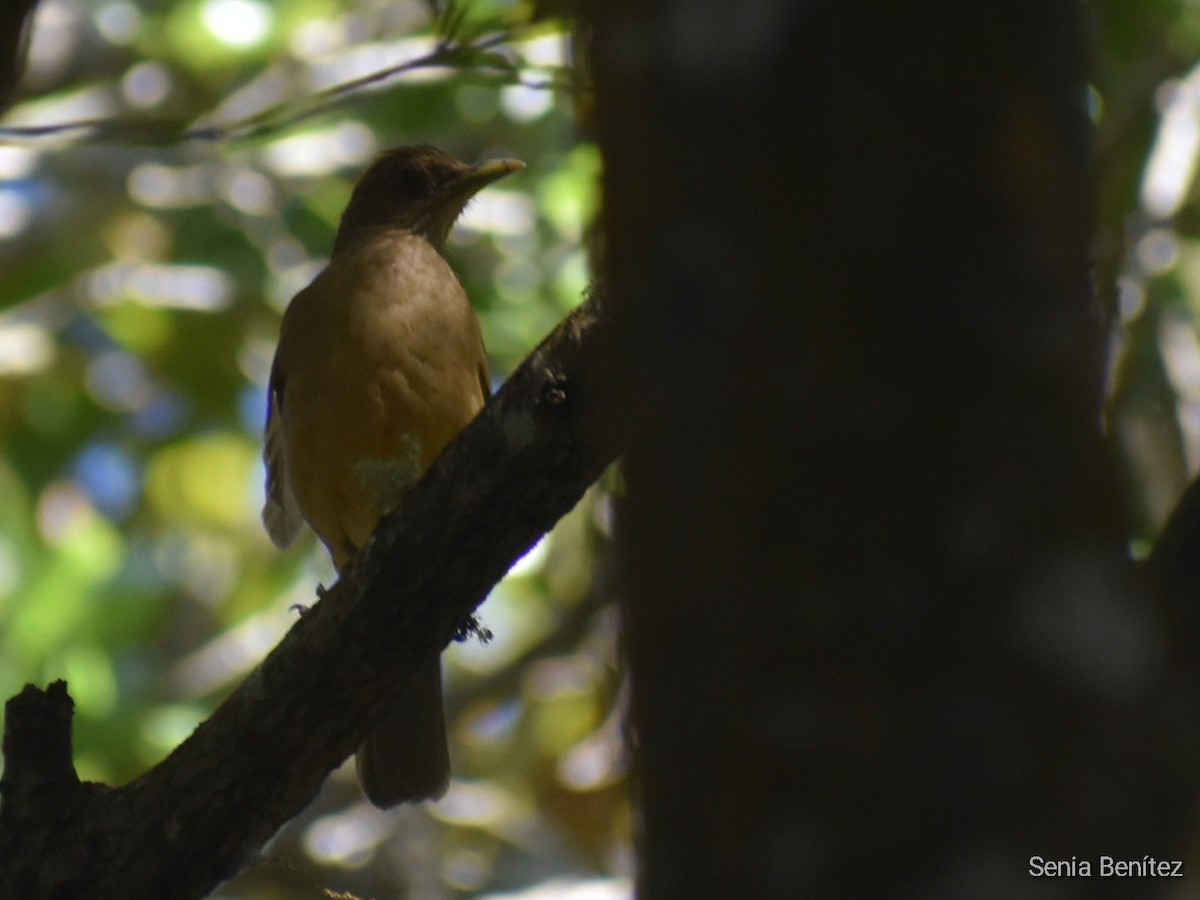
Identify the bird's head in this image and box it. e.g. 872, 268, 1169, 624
333, 144, 523, 254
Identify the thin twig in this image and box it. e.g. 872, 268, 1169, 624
0, 30, 577, 147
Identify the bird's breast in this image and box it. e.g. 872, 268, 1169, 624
274, 230, 487, 556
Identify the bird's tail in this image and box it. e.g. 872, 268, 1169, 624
356, 657, 451, 807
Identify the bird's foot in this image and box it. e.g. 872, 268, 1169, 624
453, 614, 493, 644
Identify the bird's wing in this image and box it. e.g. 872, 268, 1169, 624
262, 357, 304, 548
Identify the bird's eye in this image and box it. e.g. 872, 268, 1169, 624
395, 168, 432, 196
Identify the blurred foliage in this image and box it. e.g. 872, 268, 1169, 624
1093, 0, 1200, 549
0, 0, 623, 897
10, 0, 1200, 896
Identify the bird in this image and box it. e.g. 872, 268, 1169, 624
261, 144, 523, 806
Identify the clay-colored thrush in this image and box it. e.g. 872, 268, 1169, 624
262, 145, 522, 806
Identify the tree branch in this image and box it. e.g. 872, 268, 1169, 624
0, 287, 616, 900
0, 30, 573, 146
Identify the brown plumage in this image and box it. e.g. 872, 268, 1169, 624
263, 145, 522, 806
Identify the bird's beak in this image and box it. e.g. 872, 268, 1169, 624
445, 158, 525, 198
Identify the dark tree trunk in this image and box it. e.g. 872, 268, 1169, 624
594, 2, 1199, 896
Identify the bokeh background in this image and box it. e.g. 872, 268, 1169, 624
8, 0, 1200, 897
1099, 1, 1200, 547
0, 1, 625, 897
